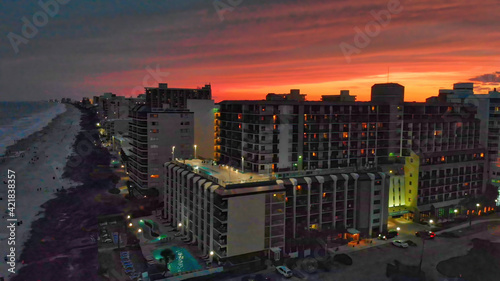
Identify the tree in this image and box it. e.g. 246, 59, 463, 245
160, 248, 176, 276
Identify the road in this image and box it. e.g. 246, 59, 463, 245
225, 217, 500, 281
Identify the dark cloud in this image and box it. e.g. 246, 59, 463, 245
0, 0, 500, 101
469, 72, 500, 85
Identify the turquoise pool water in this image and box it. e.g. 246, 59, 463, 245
152, 246, 202, 274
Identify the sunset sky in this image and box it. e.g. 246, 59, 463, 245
1, 0, 500, 102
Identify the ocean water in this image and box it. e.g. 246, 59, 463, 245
0, 101, 67, 156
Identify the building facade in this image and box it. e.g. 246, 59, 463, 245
164, 160, 390, 263
217, 84, 487, 221
128, 105, 194, 196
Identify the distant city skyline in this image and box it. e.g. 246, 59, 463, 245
1, 0, 499, 102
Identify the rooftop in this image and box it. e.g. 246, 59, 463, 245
180, 159, 272, 187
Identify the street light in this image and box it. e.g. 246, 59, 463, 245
129, 223, 133, 227
241, 156, 244, 172
396, 227, 401, 231
210, 251, 214, 256
127, 215, 131, 219
178, 223, 182, 227
429, 220, 434, 224
172, 146, 176, 161
194, 145, 197, 159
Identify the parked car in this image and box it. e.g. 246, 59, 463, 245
415, 231, 435, 239
392, 240, 409, 248
378, 230, 398, 240
276, 266, 293, 278
103, 238, 113, 243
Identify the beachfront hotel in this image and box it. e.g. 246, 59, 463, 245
215, 83, 487, 222
127, 83, 214, 197
127, 105, 194, 197
163, 159, 390, 263
427, 84, 500, 206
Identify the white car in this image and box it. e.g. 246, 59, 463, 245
276, 265, 293, 278
392, 240, 409, 248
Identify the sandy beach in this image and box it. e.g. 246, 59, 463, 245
0, 104, 82, 279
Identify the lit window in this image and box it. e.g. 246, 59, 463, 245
312, 152, 317, 157
238, 114, 242, 119
297, 185, 302, 190
343, 132, 349, 139
150, 175, 159, 178
323, 192, 326, 198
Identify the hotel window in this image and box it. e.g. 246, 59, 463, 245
373, 209, 380, 214
150, 174, 159, 178
238, 114, 242, 119
374, 200, 381, 205
374, 190, 381, 195
343, 132, 349, 139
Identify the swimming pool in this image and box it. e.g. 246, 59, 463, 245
152, 246, 202, 274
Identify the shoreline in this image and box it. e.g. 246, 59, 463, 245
0, 104, 82, 279
9, 106, 130, 281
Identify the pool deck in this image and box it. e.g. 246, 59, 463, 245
132, 215, 217, 277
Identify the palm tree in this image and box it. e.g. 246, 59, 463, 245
160, 248, 176, 276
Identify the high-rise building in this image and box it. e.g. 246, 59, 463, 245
164, 159, 390, 264
431, 85, 500, 205
127, 83, 213, 196
146, 83, 211, 109
216, 84, 487, 221
128, 105, 194, 197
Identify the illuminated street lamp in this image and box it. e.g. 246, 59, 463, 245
194, 145, 197, 159
172, 146, 176, 161
178, 223, 182, 227
429, 219, 434, 224
396, 227, 401, 231
210, 251, 214, 256
138, 229, 142, 233
241, 156, 244, 172
129, 223, 133, 227
127, 215, 131, 219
